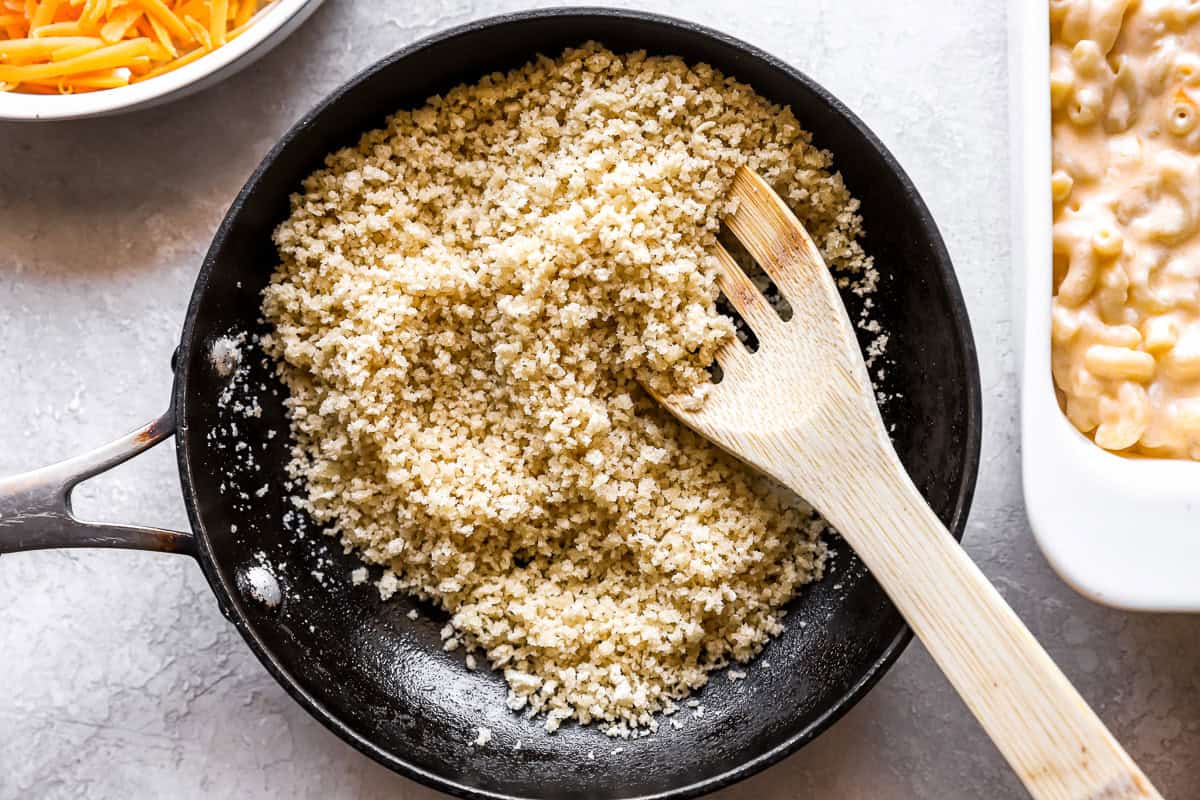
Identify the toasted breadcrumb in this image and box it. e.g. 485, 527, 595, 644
262, 44, 873, 734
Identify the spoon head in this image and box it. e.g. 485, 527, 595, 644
653, 167, 886, 477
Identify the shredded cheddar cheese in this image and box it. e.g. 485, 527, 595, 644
0, 0, 268, 93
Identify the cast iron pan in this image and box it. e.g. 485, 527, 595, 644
0, 9, 981, 799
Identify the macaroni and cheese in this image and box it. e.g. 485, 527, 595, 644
1050, 0, 1200, 460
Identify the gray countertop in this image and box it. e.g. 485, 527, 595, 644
2, 1, 1197, 798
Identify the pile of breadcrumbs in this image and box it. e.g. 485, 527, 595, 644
262, 43, 873, 736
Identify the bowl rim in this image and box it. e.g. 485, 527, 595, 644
0, 0, 319, 121
178, 7, 983, 799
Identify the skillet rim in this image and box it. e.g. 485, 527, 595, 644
173, 7, 983, 799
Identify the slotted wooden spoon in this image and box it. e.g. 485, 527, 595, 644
652, 167, 1162, 800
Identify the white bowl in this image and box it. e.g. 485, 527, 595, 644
0, 0, 323, 121
1011, 0, 1200, 612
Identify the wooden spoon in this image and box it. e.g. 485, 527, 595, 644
651, 166, 1162, 800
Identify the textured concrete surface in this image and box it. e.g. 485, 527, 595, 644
1, 1, 1197, 798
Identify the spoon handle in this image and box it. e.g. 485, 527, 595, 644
791, 439, 1161, 800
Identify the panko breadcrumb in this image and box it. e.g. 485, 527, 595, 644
262, 43, 873, 734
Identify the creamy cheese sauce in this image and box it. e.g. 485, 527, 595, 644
1051, 0, 1200, 459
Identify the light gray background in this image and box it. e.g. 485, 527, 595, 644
1, 1, 1197, 798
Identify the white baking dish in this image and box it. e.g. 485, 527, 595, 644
1011, 1, 1200, 612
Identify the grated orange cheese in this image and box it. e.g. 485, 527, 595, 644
0, 0, 267, 93
29, 0, 58, 29
99, 5, 141, 43
208, 0, 224, 45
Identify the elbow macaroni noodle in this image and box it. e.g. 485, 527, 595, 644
1050, 0, 1200, 460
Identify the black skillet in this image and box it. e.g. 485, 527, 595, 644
0, 9, 981, 799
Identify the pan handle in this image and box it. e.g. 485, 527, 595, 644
0, 413, 193, 556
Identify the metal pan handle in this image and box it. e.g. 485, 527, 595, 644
0, 413, 193, 555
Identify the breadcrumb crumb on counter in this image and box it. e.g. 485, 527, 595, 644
262, 43, 873, 734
